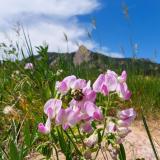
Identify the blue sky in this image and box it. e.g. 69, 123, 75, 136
79, 0, 160, 62
0, 0, 160, 63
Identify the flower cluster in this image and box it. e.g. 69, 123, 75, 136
38, 70, 136, 159
106, 108, 136, 159
38, 75, 103, 133
93, 70, 131, 100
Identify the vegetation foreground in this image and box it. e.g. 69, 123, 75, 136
0, 45, 160, 160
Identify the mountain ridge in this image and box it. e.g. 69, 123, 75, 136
34, 45, 160, 76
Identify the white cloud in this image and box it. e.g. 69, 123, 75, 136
0, 0, 123, 60
0, 0, 100, 19
97, 47, 124, 58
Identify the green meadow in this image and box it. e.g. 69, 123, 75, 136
0, 44, 160, 159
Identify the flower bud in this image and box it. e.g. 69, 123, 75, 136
80, 121, 93, 133
117, 127, 131, 138
83, 150, 92, 159
84, 133, 98, 147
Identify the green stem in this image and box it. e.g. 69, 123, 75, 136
52, 144, 59, 160
94, 94, 110, 160
49, 133, 59, 160
141, 108, 159, 160
1, 147, 9, 160
76, 125, 86, 149
64, 130, 82, 156
69, 127, 78, 143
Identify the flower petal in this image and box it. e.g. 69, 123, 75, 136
38, 117, 51, 134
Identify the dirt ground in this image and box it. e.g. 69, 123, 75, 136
27, 120, 160, 160
124, 120, 160, 160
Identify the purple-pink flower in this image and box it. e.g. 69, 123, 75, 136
84, 101, 103, 121
71, 78, 87, 90
24, 63, 34, 70
38, 98, 62, 134
44, 99, 62, 119
38, 117, 51, 134
93, 70, 118, 95
38, 71, 136, 151
93, 70, 131, 100
93, 74, 109, 96
80, 120, 93, 133
106, 108, 136, 144
56, 108, 79, 130
117, 108, 136, 127
116, 82, 131, 100
56, 75, 77, 94
108, 122, 117, 133
105, 70, 118, 92
118, 70, 127, 83
69, 80, 97, 117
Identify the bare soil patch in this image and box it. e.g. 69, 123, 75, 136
27, 120, 160, 160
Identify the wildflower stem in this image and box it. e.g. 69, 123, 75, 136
141, 107, 159, 160
69, 127, 78, 143
93, 118, 107, 160
64, 130, 82, 156
49, 133, 59, 160
76, 125, 86, 149
0, 147, 9, 159
94, 93, 110, 160
15, 113, 27, 144
52, 144, 59, 160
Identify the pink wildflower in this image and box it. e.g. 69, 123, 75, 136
93, 74, 109, 96
56, 108, 80, 130
107, 121, 117, 133
38, 98, 62, 134
71, 78, 87, 90
44, 99, 62, 119
38, 117, 51, 134
69, 80, 96, 115
117, 108, 136, 127
56, 75, 77, 94
105, 70, 118, 92
93, 70, 118, 95
116, 82, 131, 100
93, 70, 132, 100
117, 70, 127, 83
24, 63, 34, 70
84, 101, 103, 121
80, 120, 93, 133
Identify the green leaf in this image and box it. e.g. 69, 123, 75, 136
64, 130, 82, 156
23, 121, 31, 147
97, 128, 102, 144
57, 128, 67, 154
51, 129, 58, 144
118, 144, 126, 160
41, 144, 52, 159
9, 141, 19, 160
19, 144, 28, 160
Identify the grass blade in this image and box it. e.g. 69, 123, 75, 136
119, 144, 126, 160
141, 108, 159, 160
9, 141, 20, 160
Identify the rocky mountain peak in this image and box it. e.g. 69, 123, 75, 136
73, 45, 91, 65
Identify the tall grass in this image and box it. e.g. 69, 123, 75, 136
0, 29, 160, 159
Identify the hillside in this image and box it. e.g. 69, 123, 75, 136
45, 45, 160, 76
